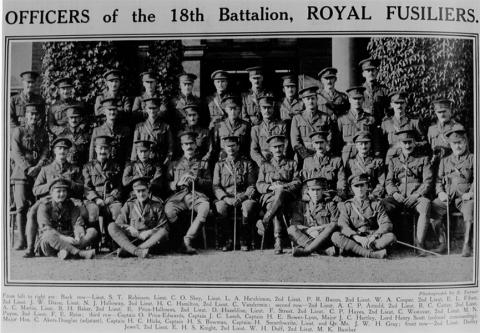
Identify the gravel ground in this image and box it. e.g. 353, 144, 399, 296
7, 246, 474, 284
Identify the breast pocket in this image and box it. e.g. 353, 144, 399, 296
299, 125, 308, 138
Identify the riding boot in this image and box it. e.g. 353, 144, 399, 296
331, 232, 386, 259
273, 217, 283, 255
432, 223, 447, 254
14, 213, 27, 250
461, 220, 473, 257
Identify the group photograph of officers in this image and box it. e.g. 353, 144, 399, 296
9, 56, 475, 264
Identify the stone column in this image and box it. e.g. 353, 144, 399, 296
331, 38, 356, 92
182, 40, 205, 96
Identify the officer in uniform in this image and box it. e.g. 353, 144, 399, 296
109, 176, 169, 258
256, 135, 301, 254
287, 177, 339, 257
83, 136, 124, 248
123, 140, 163, 198
206, 70, 230, 131
165, 132, 211, 254
428, 98, 460, 163
90, 99, 132, 165
94, 69, 132, 119
36, 178, 97, 260
180, 104, 213, 162
359, 58, 389, 124
23, 137, 85, 257
57, 105, 92, 166
214, 95, 251, 160
317, 67, 349, 118
132, 71, 162, 114
11, 103, 49, 250
278, 74, 304, 123
169, 73, 202, 132
131, 97, 173, 165
381, 91, 427, 161
383, 129, 432, 253
250, 94, 288, 167
10, 71, 45, 128
301, 131, 346, 201
242, 66, 269, 126
213, 136, 257, 251
291, 85, 336, 162
48, 77, 76, 136
331, 174, 396, 259
337, 86, 381, 165
431, 124, 474, 256
345, 131, 385, 199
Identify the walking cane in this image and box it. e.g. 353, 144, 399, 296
98, 181, 109, 251
190, 176, 195, 227
281, 214, 295, 256
233, 166, 237, 252
444, 176, 451, 255
396, 240, 442, 257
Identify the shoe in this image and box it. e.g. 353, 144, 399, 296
240, 245, 249, 252
14, 242, 27, 251
323, 246, 337, 257
292, 246, 310, 257
274, 238, 283, 255
256, 220, 265, 236
117, 248, 131, 258
368, 249, 387, 259
23, 249, 35, 258
461, 243, 472, 257
134, 248, 149, 258
183, 237, 197, 255
78, 249, 96, 259
222, 239, 233, 252
57, 249, 69, 260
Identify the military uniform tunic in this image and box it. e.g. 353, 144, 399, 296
214, 119, 251, 159
241, 89, 267, 126
301, 154, 346, 196
180, 125, 213, 161
122, 160, 163, 190
427, 119, 460, 160
346, 155, 385, 198
213, 156, 256, 201
169, 93, 203, 131
362, 81, 389, 124
290, 199, 339, 228
57, 124, 91, 167
290, 110, 334, 157
83, 160, 123, 202
9, 92, 45, 128
381, 116, 427, 158
250, 119, 288, 167
131, 119, 173, 163
33, 161, 84, 199
89, 122, 132, 164
279, 97, 304, 121
94, 92, 131, 116
115, 197, 168, 232
47, 99, 73, 135
206, 92, 227, 130
317, 89, 349, 117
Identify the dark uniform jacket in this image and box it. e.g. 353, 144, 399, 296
90, 122, 132, 164
362, 81, 389, 124
169, 93, 202, 131
94, 92, 131, 116
37, 199, 84, 236
83, 160, 123, 202
122, 160, 163, 188
302, 154, 346, 195
338, 197, 393, 237
206, 92, 227, 130
436, 152, 473, 199
291, 110, 335, 157
241, 89, 267, 126
427, 119, 460, 160
346, 154, 385, 198
214, 119, 251, 158
213, 156, 256, 200
337, 110, 381, 158
317, 89, 349, 117
33, 161, 84, 199
10, 92, 45, 128
131, 119, 173, 163
132, 92, 162, 113
57, 124, 91, 167
279, 97, 304, 121
250, 119, 288, 166
115, 197, 168, 231
167, 156, 212, 200
180, 125, 213, 161
290, 199, 339, 228
48, 99, 74, 135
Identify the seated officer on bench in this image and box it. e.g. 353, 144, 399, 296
287, 177, 339, 257
331, 174, 396, 259
108, 176, 169, 258
36, 178, 97, 260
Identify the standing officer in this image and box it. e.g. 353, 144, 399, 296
381, 91, 427, 161
337, 86, 381, 165
431, 124, 473, 256
131, 97, 173, 165
10, 103, 49, 250
57, 105, 92, 166
48, 77, 76, 136
256, 135, 301, 254
287, 177, 339, 257
90, 100, 132, 165
165, 132, 211, 254
278, 74, 304, 124
206, 70, 230, 131
242, 66, 268, 126
170, 73, 202, 132
317, 67, 349, 118
10, 71, 45, 128
291, 85, 336, 162
331, 174, 395, 259
359, 58, 389, 124
214, 95, 251, 160
345, 131, 385, 199
94, 69, 131, 119
109, 176, 169, 258
250, 94, 288, 167
36, 178, 97, 260
181, 104, 213, 162
383, 129, 432, 253
213, 136, 257, 251
83, 136, 124, 248
132, 71, 161, 113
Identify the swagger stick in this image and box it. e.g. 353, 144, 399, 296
396, 240, 442, 257
233, 164, 237, 252
190, 176, 196, 227
281, 214, 295, 256
444, 176, 451, 255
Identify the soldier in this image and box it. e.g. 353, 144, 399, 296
180, 104, 213, 162
131, 97, 173, 166
57, 105, 91, 166
206, 70, 230, 131
169, 73, 202, 132
317, 67, 349, 118
331, 174, 396, 259
337, 86, 381, 165
256, 135, 301, 254
89, 100, 132, 165
431, 124, 473, 256
250, 94, 288, 167
48, 77, 76, 136
165, 132, 211, 254
109, 176, 169, 258
345, 131, 385, 199
94, 69, 131, 118
214, 95, 251, 160
213, 136, 257, 251
301, 131, 346, 201
242, 66, 268, 126
132, 71, 162, 114
287, 177, 339, 257
278, 74, 304, 123
383, 129, 432, 253
83, 136, 123, 248
10, 71, 45, 128
10, 103, 49, 250
123, 140, 163, 198
23, 137, 85, 257
36, 178, 97, 260
428, 98, 460, 163
359, 58, 389, 124
381, 91, 427, 161
291, 86, 336, 162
